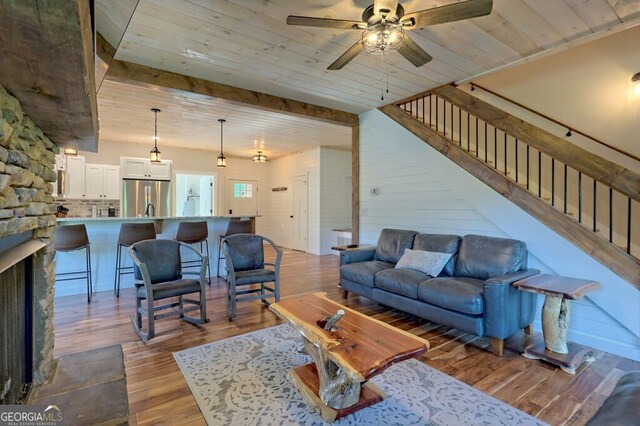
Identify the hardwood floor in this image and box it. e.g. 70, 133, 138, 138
54, 249, 638, 425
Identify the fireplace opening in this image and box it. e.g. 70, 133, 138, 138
0, 255, 33, 404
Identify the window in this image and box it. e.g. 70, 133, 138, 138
233, 183, 253, 198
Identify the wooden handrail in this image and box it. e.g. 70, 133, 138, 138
430, 85, 640, 204
469, 83, 640, 164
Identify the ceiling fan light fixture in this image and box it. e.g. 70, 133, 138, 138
252, 151, 267, 163
362, 22, 404, 55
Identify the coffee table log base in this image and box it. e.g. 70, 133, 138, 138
289, 363, 385, 422
522, 340, 595, 375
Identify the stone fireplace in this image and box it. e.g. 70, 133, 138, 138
0, 84, 59, 401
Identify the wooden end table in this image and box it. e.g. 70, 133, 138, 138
513, 274, 601, 374
269, 292, 429, 422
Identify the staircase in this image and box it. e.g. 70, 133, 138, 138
379, 84, 640, 288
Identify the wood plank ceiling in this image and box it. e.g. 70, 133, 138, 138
95, 0, 640, 157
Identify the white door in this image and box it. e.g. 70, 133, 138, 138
227, 179, 258, 216
85, 164, 104, 198
199, 177, 213, 216
291, 175, 308, 251
103, 166, 120, 199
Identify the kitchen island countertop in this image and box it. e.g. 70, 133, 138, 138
57, 215, 260, 222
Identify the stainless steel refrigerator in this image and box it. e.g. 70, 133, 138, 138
122, 179, 171, 217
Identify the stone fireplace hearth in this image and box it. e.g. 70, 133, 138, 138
0, 84, 59, 397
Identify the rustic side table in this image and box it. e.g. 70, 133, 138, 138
513, 274, 601, 374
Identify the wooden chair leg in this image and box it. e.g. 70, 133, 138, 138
146, 298, 155, 340
341, 289, 349, 299
524, 324, 534, 335
491, 338, 504, 357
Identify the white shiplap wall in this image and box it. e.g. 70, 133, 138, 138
320, 148, 352, 255
261, 148, 320, 253
360, 108, 640, 361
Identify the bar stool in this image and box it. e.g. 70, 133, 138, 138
217, 219, 253, 278
175, 221, 211, 285
114, 222, 156, 297
54, 224, 92, 303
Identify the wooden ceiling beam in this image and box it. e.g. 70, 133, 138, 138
104, 59, 358, 127
0, 0, 98, 151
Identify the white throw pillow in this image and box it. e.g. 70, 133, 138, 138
395, 249, 453, 276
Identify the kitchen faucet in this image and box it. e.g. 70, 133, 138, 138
144, 202, 155, 217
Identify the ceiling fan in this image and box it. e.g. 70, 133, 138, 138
287, 0, 493, 70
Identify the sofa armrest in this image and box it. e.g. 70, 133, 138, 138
483, 268, 539, 339
340, 247, 376, 266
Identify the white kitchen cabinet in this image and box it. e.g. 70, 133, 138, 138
65, 155, 86, 199
86, 164, 120, 199
121, 157, 171, 180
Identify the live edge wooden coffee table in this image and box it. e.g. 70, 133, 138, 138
270, 292, 429, 422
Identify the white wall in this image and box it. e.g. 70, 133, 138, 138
259, 146, 351, 255
261, 147, 320, 253
472, 24, 640, 168
360, 108, 640, 361
320, 148, 352, 254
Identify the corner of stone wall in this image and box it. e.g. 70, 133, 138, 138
0, 84, 60, 384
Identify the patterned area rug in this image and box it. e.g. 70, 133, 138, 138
174, 324, 546, 425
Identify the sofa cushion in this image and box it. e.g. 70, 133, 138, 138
418, 277, 485, 315
395, 249, 452, 276
340, 261, 395, 288
454, 234, 527, 280
375, 268, 431, 299
374, 229, 418, 263
413, 234, 461, 276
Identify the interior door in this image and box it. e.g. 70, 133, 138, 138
227, 179, 258, 216
291, 175, 308, 251
199, 176, 213, 216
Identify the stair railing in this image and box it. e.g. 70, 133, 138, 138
396, 91, 638, 260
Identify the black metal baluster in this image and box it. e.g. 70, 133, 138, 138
593, 180, 597, 232
409, 101, 412, 116
484, 123, 488, 163
494, 128, 497, 170
538, 151, 542, 198
504, 133, 508, 176
422, 96, 425, 124
526, 145, 530, 190
563, 164, 567, 214
450, 103, 454, 141
578, 172, 582, 223
609, 188, 613, 242
435, 96, 439, 132
551, 158, 555, 206
475, 117, 479, 157
443, 100, 446, 135
429, 96, 432, 127
459, 107, 462, 146
515, 139, 519, 183
627, 198, 632, 254
467, 112, 471, 151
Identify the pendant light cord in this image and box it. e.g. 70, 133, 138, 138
154, 110, 158, 148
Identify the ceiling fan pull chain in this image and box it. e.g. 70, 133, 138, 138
380, 52, 385, 101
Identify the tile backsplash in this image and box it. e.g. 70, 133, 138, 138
55, 197, 119, 218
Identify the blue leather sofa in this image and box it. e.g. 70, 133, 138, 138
339, 229, 539, 356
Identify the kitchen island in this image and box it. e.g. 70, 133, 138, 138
55, 215, 257, 297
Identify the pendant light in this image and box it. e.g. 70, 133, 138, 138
217, 119, 226, 167
150, 108, 161, 163
252, 150, 267, 163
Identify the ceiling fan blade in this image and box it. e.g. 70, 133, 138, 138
398, 35, 433, 67
402, 0, 493, 28
286, 15, 366, 29
328, 41, 364, 70
373, 0, 399, 18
